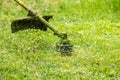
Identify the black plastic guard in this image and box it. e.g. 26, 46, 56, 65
11, 15, 53, 33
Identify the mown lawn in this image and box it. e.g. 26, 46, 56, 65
0, 0, 120, 80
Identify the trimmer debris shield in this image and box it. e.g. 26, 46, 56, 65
11, 16, 52, 33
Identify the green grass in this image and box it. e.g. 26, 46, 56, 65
0, 0, 120, 80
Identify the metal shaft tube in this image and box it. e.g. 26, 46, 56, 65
14, 0, 61, 37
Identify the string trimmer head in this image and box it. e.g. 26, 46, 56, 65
11, 0, 73, 56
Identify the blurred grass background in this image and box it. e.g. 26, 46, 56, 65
0, 0, 120, 79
